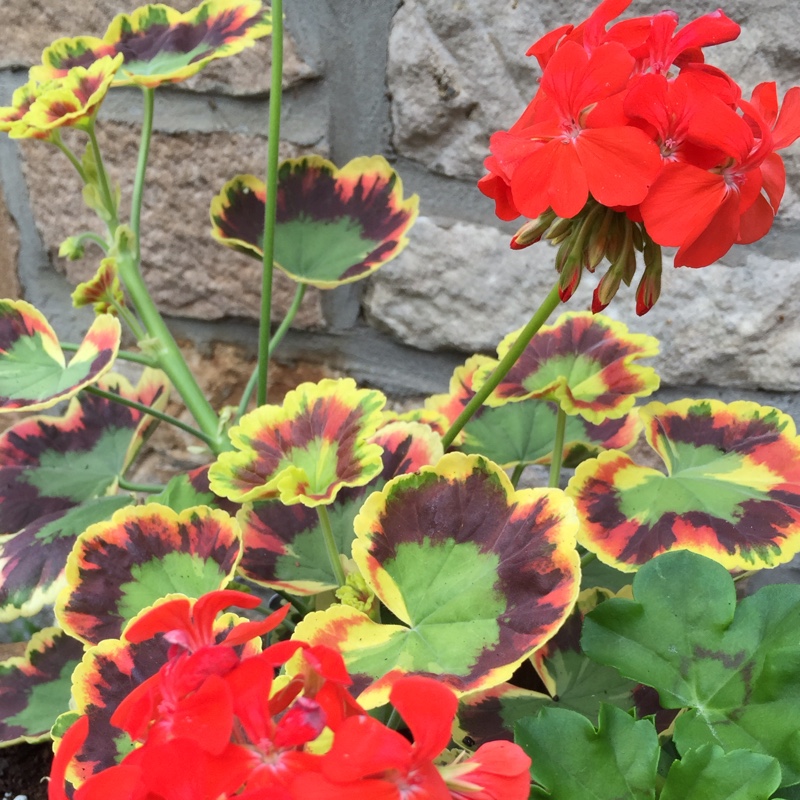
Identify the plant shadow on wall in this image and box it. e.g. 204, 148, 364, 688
0, 0, 799, 798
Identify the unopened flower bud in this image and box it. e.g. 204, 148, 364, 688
510, 210, 556, 250
546, 214, 575, 244
592, 263, 624, 312
636, 237, 663, 315
59, 236, 85, 261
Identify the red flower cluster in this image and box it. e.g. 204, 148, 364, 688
480, 0, 800, 313
49, 590, 530, 800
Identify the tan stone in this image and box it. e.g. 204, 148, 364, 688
128, 340, 333, 485
0, 187, 21, 301
0, 0, 315, 96
18, 122, 325, 328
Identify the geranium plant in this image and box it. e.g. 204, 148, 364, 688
0, 0, 799, 797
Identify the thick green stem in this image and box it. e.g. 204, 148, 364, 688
118, 476, 164, 494
62, 343, 156, 367
131, 88, 155, 249
111, 299, 148, 341
271, 589, 310, 617
316, 503, 346, 588
237, 283, 306, 421
441, 283, 562, 449
84, 385, 216, 447
116, 253, 223, 451
510, 463, 525, 488
256, 0, 284, 407
548, 405, 568, 488
580, 551, 597, 567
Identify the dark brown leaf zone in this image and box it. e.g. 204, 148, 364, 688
64, 512, 239, 643
276, 160, 410, 245
0, 632, 84, 741
367, 465, 573, 675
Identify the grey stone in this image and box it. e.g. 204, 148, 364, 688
365, 215, 800, 391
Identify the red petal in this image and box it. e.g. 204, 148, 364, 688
322, 715, 412, 781
737, 194, 775, 244
640, 161, 726, 246
575, 127, 661, 207
511, 140, 588, 218
670, 10, 740, 56
389, 676, 458, 762
772, 86, 800, 149
50, 716, 90, 800
674, 190, 740, 267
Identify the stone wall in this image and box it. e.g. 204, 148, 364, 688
1, 0, 800, 414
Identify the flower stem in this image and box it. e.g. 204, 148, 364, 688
237, 283, 306, 421
83, 384, 217, 448
131, 88, 155, 251
53, 135, 87, 182
87, 122, 118, 227
111, 298, 148, 341
256, 0, 284, 407
316, 503, 346, 588
580, 551, 597, 567
441, 283, 562, 449
71, 231, 109, 254
510, 462, 525, 488
548, 405, 568, 488
118, 476, 164, 494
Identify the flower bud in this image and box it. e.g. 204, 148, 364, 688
592, 263, 624, 312
636, 238, 663, 315
510, 210, 556, 249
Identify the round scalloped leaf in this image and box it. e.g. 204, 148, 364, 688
517, 704, 659, 799
56, 504, 242, 645
210, 155, 419, 288
0, 300, 120, 413
0, 368, 168, 536
582, 550, 800, 787
209, 378, 386, 506
0, 627, 84, 746
428, 356, 641, 466
238, 420, 443, 594
569, 399, 800, 572
476, 312, 659, 423
295, 453, 580, 706
32, 1, 272, 89
0, 495, 133, 623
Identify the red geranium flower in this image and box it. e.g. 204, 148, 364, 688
483, 40, 661, 221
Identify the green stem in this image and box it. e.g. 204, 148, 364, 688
53, 135, 87, 182
61, 343, 156, 367
548, 405, 568, 488
116, 253, 223, 451
118, 476, 164, 494
316, 503, 346, 588
271, 589, 310, 617
580, 551, 597, 567
256, 0, 284, 407
71, 231, 109, 254
237, 283, 306, 421
131, 88, 155, 250
510, 463, 525, 488
111, 299, 148, 341
385, 707, 402, 731
441, 283, 562, 449
87, 122, 118, 227
83, 385, 216, 447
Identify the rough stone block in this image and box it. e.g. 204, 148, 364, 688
387, 0, 800, 206
18, 123, 325, 328
0, 186, 21, 300
364, 215, 800, 391
0, 0, 316, 96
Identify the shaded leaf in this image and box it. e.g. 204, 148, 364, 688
516, 704, 659, 799
569, 399, 800, 571
0, 300, 120, 412
57, 504, 242, 644
295, 453, 580, 706
209, 378, 386, 505
210, 155, 419, 287
238, 420, 443, 594
582, 550, 800, 786
0, 627, 84, 746
477, 312, 659, 423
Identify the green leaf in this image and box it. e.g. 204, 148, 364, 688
661, 745, 781, 800
515, 704, 658, 799
582, 550, 800, 786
